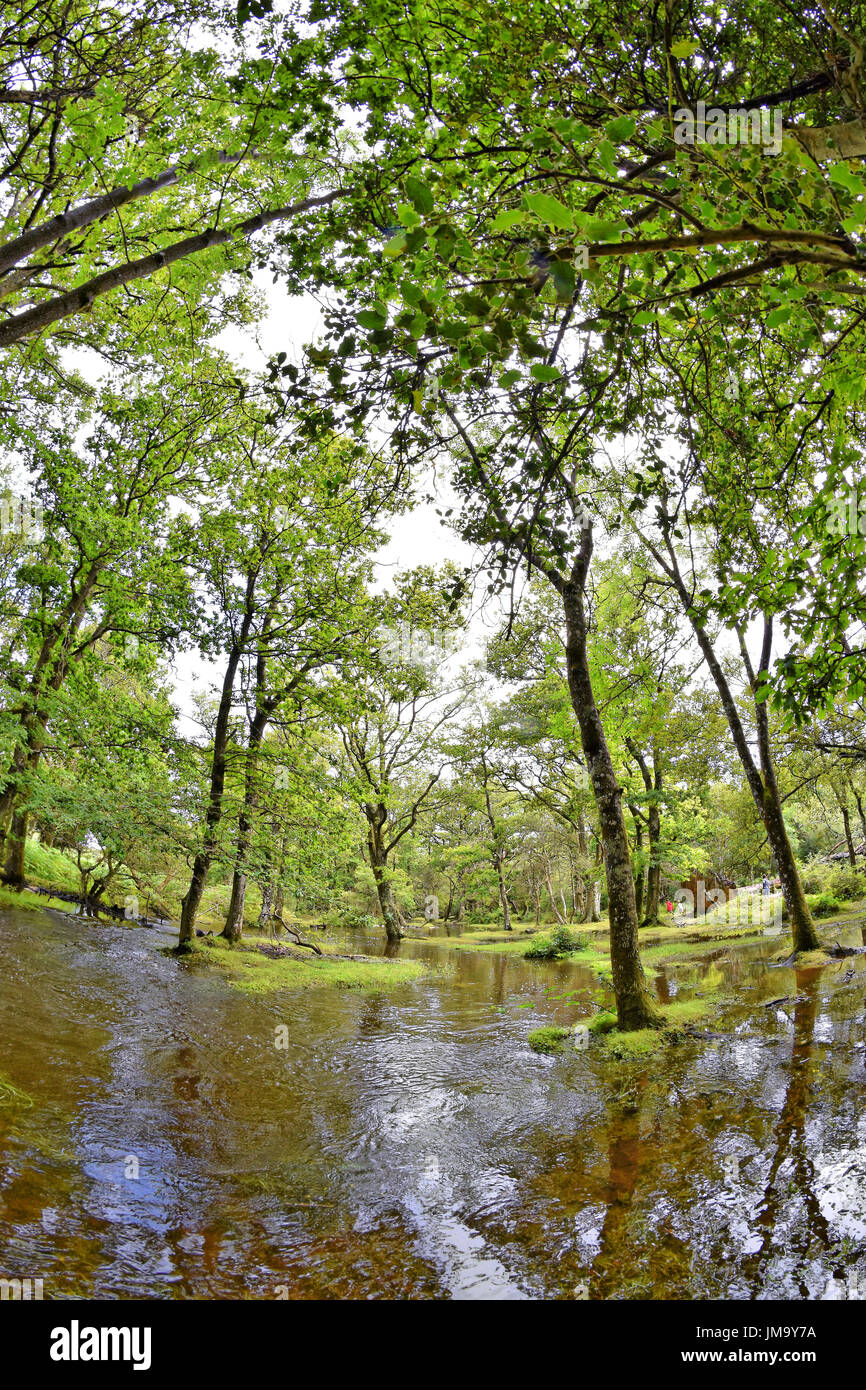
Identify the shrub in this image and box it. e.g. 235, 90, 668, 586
805, 892, 843, 919
338, 910, 380, 930
523, 924, 588, 959
826, 865, 866, 902
800, 860, 831, 894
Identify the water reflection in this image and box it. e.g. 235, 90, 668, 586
0, 907, 865, 1299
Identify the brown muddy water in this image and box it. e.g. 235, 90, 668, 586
1, 905, 865, 1300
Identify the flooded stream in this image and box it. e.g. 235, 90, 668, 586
1, 906, 865, 1299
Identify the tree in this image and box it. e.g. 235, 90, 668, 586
0, 355, 236, 882
0, 3, 356, 352
174, 427, 392, 947
332, 567, 466, 940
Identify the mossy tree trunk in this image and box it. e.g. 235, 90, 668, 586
561, 532, 662, 1031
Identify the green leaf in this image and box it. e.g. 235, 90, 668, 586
440, 320, 472, 339
383, 231, 408, 258
491, 209, 526, 232
549, 260, 576, 301
530, 363, 561, 382
397, 202, 422, 229
596, 139, 617, 177
604, 116, 636, 142
766, 306, 791, 329
499, 369, 521, 388
828, 163, 866, 196
405, 175, 435, 215
581, 215, 627, 241
523, 193, 575, 230
357, 309, 387, 330
670, 39, 699, 58
400, 280, 423, 305
551, 117, 593, 142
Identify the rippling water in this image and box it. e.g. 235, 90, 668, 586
1, 907, 865, 1299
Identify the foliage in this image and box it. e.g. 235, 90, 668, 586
524, 925, 588, 959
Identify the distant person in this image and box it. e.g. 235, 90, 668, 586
665, 899, 673, 915
762, 875, 770, 896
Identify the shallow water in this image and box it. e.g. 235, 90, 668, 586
1, 907, 865, 1300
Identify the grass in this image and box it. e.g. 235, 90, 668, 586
523, 926, 589, 959
0, 884, 81, 914
598, 1000, 724, 1057
424, 924, 543, 952
529, 996, 729, 1059
639, 929, 777, 966
177, 934, 432, 993
22, 839, 80, 893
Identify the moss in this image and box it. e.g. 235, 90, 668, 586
178, 935, 430, 993
528, 1026, 573, 1054
588, 1010, 618, 1034
783, 947, 836, 969
599, 998, 727, 1057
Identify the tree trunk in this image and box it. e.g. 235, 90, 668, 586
644, 831, 661, 925
544, 860, 565, 923
258, 879, 276, 932
367, 810, 404, 941
627, 742, 662, 926
482, 764, 511, 931
371, 859, 404, 940
178, 589, 255, 948
573, 868, 585, 920
842, 806, 857, 866
647, 532, 819, 955
3, 809, 28, 886
562, 556, 661, 1031
630, 813, 645, 920
494, 854, 512, 930
224, 869, 248, 943
761, 784, 818, 948
223, 701, 269, 944
634, 869, 645, 922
